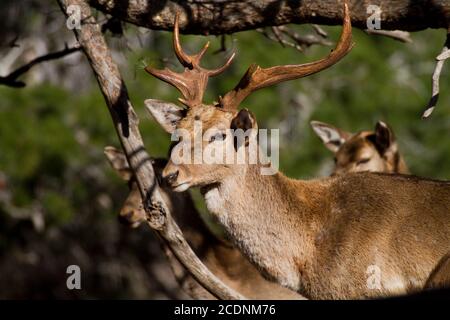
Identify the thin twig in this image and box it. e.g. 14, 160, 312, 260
365, 29, 412, 43
422, 32, 450, 119
57, 0, 245, 300
0, 45, 81, 88
257, 28, 303, 52
278, 26, 333, 47
257, 25, 332, 53
312, 24, 328, 38
212, 35, 227, 54
271, 26, 286, 48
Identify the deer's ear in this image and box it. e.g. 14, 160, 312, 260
230, 108, 256, 131
310, 120, 350, 153
373, 121, 395, 155
230, 109, 257, 150
104, 146, 133, 181
145, 99, 185, 134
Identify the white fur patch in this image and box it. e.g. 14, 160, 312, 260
203, 187, 225, 217
382, 275, 406, 294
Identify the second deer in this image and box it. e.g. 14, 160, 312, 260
310, 120, 409, 174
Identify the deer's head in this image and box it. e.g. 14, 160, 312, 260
310, 120, 407, 174
145, 3, 352, 192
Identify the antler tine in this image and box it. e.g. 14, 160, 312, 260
220, 1, 353, 111
174, 12, 235, 74
195, 41, 210, 63
209, 52, 236, 76
145, 11, 235, 108
173, 12, 193, 69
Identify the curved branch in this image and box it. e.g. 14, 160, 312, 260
0, 45, 80, 88
57, 0, 246, 300
88, 0, 450, 35
422, 31, 450, 119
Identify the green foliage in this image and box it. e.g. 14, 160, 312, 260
0, 84, 120, 227
42, 191, 74, 224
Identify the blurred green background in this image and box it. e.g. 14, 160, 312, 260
0, 1, 449, 298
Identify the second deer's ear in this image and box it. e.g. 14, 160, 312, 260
310, 120, 351, 153
373, 121, 394, 155
145, 99, 185, 134
104, 146, 133, 181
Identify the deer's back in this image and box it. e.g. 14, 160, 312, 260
308, 172, 450, 299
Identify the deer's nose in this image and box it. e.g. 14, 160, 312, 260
163, 170, 179, 185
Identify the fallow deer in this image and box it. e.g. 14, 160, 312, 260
310, 120, 409, 174
310, 123, 450, 294
143, 3, 450, 299
310, 122, 450, 294
104, 146, 303, 299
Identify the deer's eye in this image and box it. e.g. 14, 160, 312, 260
356, 158, 370, 165
209, 133, 226, 143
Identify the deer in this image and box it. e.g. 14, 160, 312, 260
143, 2, 450, 299
104, 146, 303, 299
309, 122, 450, 294
310, 120, 409, 174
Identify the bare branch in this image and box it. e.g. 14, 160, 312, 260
312, 24, 328, 38
257, 24, 333, 53
257, 28, 303, 52
0, 45, 81, 88
88, 0, 450, 35
365, 29, 412, 43
271, 26, 286, 48
422, 32, 450, 119
437, 47, 450, 61
277, 26, 333, 47
57, 0, 245, 300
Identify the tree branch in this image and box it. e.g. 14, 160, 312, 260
57, 0, 246, 300
257, 26, 332, 52
365, 29, 412, 43
0, 45, 81, 88
88, 0, 450, 35
422, 31, 450, 119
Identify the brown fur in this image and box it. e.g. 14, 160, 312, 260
424, 252, 450, 290
146, 103, 450, 299
311, 122, 450, 293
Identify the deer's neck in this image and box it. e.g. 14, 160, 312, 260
201, 165, 329, 291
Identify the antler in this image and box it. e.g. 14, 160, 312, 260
219, 1, 353, 111
145, 12, 235, 108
